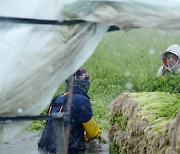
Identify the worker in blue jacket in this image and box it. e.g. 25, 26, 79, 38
38, 67, 104, 154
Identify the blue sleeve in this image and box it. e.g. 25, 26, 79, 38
78, 99, 93, 123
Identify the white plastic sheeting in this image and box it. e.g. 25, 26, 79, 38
0, 0, 108, 117
62, 0, 180, 33
0, 0, 108, 142
1, 0, 180, 141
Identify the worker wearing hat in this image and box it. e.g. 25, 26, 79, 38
38, 67, 104, 154
157, 44, 180, 77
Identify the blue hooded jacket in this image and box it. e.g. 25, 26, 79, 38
38, 86, 92, 153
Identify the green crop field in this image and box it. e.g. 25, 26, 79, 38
28, 28, 180, 132
84, 28, 180, 131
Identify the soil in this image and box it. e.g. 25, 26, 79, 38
0, 131, 109, 154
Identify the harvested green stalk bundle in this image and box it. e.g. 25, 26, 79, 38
109, 92, 180, 154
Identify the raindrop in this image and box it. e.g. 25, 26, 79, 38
149, 48, 155, 55
124, 71, 131, 77
17, 108, 23, 113
125, 82, 133, 90
160, 30, 166, 35
78, 11, 85, 17
126, 44, 130, 48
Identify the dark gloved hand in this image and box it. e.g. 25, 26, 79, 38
98, 135, 107, 144
84, 135, 89, 142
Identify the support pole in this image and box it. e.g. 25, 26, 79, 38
65, 75, 74, 154
53, 113, 66, 154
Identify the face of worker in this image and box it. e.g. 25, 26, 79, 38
166, 53, 178, 67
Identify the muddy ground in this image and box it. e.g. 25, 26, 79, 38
0, 131, 109, 154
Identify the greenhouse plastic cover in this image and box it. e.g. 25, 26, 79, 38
0, 0, 180, 141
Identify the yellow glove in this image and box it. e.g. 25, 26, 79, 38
82, 117, 101, 139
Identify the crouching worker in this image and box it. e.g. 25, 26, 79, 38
38, 67, 104, 154
157, 44, 180, 77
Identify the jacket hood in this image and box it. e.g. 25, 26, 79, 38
161, 44, 180, 72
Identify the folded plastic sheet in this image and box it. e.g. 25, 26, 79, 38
62, 0, 180, 33
1, 0, 180, 142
